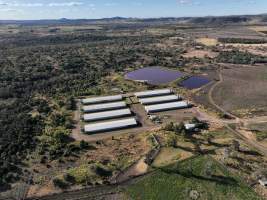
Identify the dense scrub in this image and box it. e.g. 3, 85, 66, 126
216, 50, 267, 64
218, 38, 267, 44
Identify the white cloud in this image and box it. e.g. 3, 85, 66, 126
0, 8, 19, 12
177, 0, 201, 6
0, 1, 85, 7
11, 3, 44, 7
104, 3, 118, 7
48, 2, 84, 7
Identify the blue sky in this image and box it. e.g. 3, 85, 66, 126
0, 0, 266, 20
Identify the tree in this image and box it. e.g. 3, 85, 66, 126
174, 122, 186, 135
232, 140, 240, 151
164, 122, 174, 131
79, 140, 89, 149
166, 135, 178, 148
204, 161, 213, 177
191, 117, 200, 124
52, 178, 68, 189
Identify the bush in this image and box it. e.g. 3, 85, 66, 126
163, 122, 175, 131
63, 173, 76, 183
80, 140, 89, 149
95, 166, 112, 177
53, 178, 68, 189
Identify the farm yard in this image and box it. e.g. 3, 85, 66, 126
1, 16, 267, 200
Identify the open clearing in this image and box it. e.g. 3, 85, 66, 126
196, 38, 218, 46
152, 147, 193, 167
126, 155, 261, 200
211, 65, 267, 117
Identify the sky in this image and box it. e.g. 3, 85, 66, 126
0, 0, 266, 20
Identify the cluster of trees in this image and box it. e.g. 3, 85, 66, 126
218, 38, 267, 44
216, 50, 267, 64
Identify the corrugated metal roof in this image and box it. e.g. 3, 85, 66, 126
82, 95, 123, 104
84, 118, 137, 133
134, 89, 172, 98
145, 101, 189, 113
83, 109, 132, 121
185, 123, 196, 130
82, 101, 126, 113
139, 95, 180, 105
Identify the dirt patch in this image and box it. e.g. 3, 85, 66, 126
27, 183, 61, 198
153, 147, 193, 167
196, 38, 218, 46
114, 157, 148, 183
135, 158, 148, 174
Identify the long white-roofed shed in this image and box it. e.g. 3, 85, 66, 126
145, 101, 189, 113
84, 118, 137, 133
83, 109, 132, 122
82, 95, 123, 105
139, 95, 181, 105
82, 101, 126, 113
134, 89, 172, 98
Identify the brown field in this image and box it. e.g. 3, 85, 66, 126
196, 38, 218, 46
212, 65, 267, 117
249, 26, 267, 35
187, 26, 264, 39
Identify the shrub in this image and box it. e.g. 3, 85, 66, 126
53, 178, 68, 189
80, 140, 89, 149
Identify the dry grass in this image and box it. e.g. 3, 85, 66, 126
249, 26, 267, 32
196, 38, 218, 46
213, 65, 267, 117
152, 147, 193, 167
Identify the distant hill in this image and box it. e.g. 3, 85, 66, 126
0, 14, 267, 26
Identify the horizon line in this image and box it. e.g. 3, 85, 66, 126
0, 13, 266, 21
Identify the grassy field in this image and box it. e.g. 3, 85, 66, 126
126, 155, 261, 200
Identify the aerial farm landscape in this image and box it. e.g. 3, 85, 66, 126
1, 10, 267, 200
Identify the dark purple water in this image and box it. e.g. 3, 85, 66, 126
180, 76, 211, 89
125, 67, 184, 85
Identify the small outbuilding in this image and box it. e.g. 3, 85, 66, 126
259, 178, 267, 187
